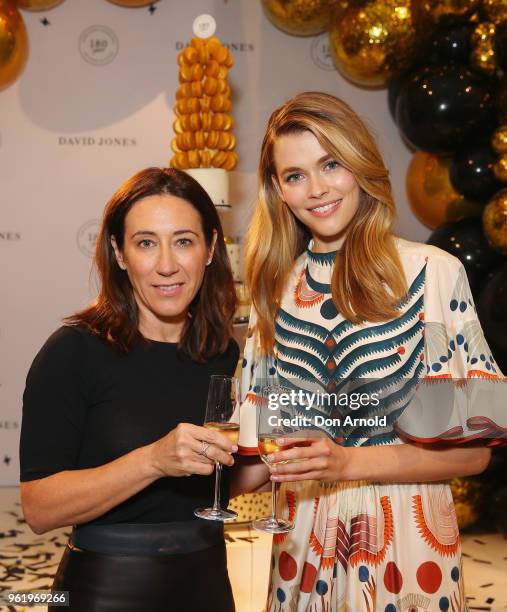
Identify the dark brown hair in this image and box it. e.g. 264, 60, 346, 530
66, 167, 237, 361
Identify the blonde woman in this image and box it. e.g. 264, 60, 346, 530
238, 92, 505, 611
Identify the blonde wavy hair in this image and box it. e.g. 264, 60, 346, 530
245, 91, 407, 353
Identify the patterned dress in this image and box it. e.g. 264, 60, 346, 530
238, 238, 506, 612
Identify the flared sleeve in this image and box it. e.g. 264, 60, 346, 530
395, 249, 507, 445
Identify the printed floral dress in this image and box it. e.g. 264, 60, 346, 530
238, 238, 506, 612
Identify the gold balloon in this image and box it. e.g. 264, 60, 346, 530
481, 0, 507, 25
0, 0, 28, 91
483, 189, 507, 255
106, 0, 157, 6
16, 0, 64, 10
471, 22, 497, 75
450, 477, 485, 530
406, 152, 484, 229
262, 0, 339, 37
494, 154, 507, 181
491, 125, 507, 154
495, 158, 507, 182
329, 0, 419, 88
412, 0, 480, 26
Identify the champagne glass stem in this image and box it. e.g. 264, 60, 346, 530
271, 480, 277, 521
212, 461, 222, 512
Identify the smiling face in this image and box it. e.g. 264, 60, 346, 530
111, 194, 216, 342
272, 130, 360, 252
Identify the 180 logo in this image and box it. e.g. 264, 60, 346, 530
79, 25, 119, 66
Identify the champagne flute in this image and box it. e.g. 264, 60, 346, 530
252, 385, 295, 534
194, 375, 240, 522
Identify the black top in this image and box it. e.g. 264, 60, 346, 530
20, 326, 239, 527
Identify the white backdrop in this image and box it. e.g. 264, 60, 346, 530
0, 0, 429, 485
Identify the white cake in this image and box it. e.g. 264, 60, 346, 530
185, 168, 229, 208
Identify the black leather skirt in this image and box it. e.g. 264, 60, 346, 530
49, 522, 235, 612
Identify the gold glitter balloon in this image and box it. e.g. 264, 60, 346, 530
329, 0, 418, 88
491, 125, 507, 154
481, 0, 507, 25
16, 0, 64, 9
470, 21, 498, 74
483, 189, 507, 255
406, 152, 484, 229
471, 22, 497, 75
262, 0, 339, 37
0, 0, 28, 91
450, 477, 485, 530
412, 0, 480, 26
494, 154, 507, 181
106, 0, 157, 6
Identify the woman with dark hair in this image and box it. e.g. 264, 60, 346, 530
20, 167, 239, 611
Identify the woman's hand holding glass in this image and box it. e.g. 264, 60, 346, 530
267, 434, 348, 483
148, 421, 237, 479
251, 385, 297, 534
195, 375, 240, 521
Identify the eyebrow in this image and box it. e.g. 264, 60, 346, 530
130, 229, 199, 239
279, 153, 333, 175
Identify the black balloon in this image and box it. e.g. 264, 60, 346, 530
495, 21, 507, 72
424, 23, 473, 65
427, 218, 504, 297
395, 64, 497, 154
388, 24, 473, 122
450, 144, 503, 202
388, 70, 411, 121
477, 263, 507, 355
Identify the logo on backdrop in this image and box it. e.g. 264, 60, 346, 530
175, 41, 254, 52
311, 33, 334, 71
58, 136, 137, 147
77, 219, 100, 258
0, 232, 21, 241
79, 25, 119, 66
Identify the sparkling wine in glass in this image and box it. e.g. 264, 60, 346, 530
194, 375, 240, 522
252, 385, 295, 534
